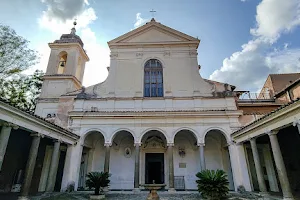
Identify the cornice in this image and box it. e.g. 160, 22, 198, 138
73, 95, 236, 101
69, 109, 242, 119
43, 75, 82, 89
108, 41, 199, 48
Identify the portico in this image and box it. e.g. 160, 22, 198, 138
0, 99, 79, 199
232, 98, 300, 199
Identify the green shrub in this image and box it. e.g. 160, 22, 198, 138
196, 169, 229, 199
86, 172, 110, 195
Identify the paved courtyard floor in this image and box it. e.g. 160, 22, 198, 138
43, 192, 203, 200
40, 191, 264, 200
0, 191, 291, 200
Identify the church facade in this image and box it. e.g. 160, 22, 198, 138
33, 19, 250, 192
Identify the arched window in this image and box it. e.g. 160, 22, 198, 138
144, 59, 164, 97
57, 51, 67, 74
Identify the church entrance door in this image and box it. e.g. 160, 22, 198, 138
145, 153, 164, 184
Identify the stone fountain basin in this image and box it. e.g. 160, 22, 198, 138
141, 184, 166, 190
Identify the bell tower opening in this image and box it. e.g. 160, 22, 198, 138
57, 51, 67, 74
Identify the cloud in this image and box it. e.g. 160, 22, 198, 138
33, 0, 109, 86
134, 13, 148, 29
38, 6, 97, 34
41, 0, 85, 22
250, 0, 300, 39
209, 0, 300, 91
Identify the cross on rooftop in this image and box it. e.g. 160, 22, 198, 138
150, 9, 156, 18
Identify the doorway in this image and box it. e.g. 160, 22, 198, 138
145, 153, 164, 184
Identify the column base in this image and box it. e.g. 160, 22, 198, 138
133, 188, 141, 193
18, 196, 30, 200
168, 188, 176, 193
283, 198, 295, 200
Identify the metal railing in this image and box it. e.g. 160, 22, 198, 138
238, 92, 274, 101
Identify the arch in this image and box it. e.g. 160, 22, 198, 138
139, 128, 168, 144
57, 51, 68, 74
82, 128, 107, 142
110, 128, 136, 143
142, 56, 165, 67
202, 127, 230, 144
143, 58, 164, 97
172, 127, 199, 143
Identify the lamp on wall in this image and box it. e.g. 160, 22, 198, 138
178, 147, 186, 158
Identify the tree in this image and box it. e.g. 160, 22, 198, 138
0, 70, 44, 112
0, 24, 39, 78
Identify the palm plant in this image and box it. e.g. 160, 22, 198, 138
86, 172, 110, 195
196, 169, 229, 200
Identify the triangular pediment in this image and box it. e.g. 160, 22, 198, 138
108, 19, 200, 47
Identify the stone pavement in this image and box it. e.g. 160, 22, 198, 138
40, 191, 264, 200
43, 191, 203, 200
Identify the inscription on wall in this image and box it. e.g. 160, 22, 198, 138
179, 163, 186, 168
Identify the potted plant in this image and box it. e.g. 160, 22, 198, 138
196, 169, 229, 200
86, 172, 111, 200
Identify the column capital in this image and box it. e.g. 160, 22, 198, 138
167, 143, 174, 147
134, 143, 142, 147
0, 122, 19, 130
227, 141, 235, 146
249, 137, 257, 142
30, 132, 44, 138
197, 143, 205, 147
53, 138, 62, 143
267, 130, 279, 136
293, 118, 300, 126
104, 143, 112, 147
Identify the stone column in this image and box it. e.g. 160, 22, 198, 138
46, 140, 61, 192
38, 146, 53, 192
60, 143, 83, 191
228, 143, 252, 191
19, 133, 41, 199
198, 143, 206, 171
268, 131, 294, 200
167, 143, 175, 192
104, 144, 111, 173
0, 125, 12, 171
249, 138, 267, 193
134, 143, 140, 191
263, 145, 279, 192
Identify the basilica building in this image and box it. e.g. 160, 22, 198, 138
1, 18, 300, 200
35, 18, 242, 191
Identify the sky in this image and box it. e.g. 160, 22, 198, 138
0, 0, 300, 92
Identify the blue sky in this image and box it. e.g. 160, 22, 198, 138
1, 0, 299, 91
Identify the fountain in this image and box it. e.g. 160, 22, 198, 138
140, 181, 166, 200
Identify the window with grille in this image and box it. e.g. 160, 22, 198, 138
144, 59, 164, 97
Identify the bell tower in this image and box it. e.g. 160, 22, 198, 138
39, 21, 89, 99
